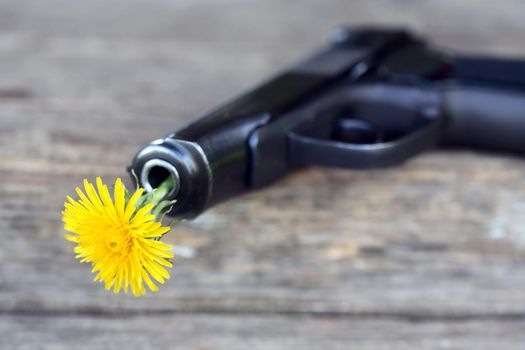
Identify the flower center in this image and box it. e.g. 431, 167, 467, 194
105, 226, 132, 255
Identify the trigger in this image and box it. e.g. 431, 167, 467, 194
332, 118, 379, 144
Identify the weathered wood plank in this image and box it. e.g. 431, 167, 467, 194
3, 0, 525, 348
4, 153, 525, 317
2, 314, 525, 350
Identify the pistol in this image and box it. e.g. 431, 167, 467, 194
129, 27, 525, 219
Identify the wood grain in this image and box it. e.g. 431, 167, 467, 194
3, 314, 525, 350
2, 0, 525, 349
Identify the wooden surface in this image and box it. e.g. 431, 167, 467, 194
3, 0, 525, 349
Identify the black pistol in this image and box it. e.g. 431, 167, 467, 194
129, 27, 525, 219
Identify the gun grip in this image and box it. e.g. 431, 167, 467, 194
443, 86, 525, 154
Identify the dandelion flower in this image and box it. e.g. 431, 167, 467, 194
63, 177, 174, 296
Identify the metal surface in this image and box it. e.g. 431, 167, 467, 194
140, 158, 181, 197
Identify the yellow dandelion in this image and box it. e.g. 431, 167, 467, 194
62, 177, 174, 296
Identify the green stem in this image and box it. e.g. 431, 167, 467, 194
150, 176, 175, 208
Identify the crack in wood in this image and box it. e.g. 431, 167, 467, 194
0, 88, 32, 99
3, 307, 525, 323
